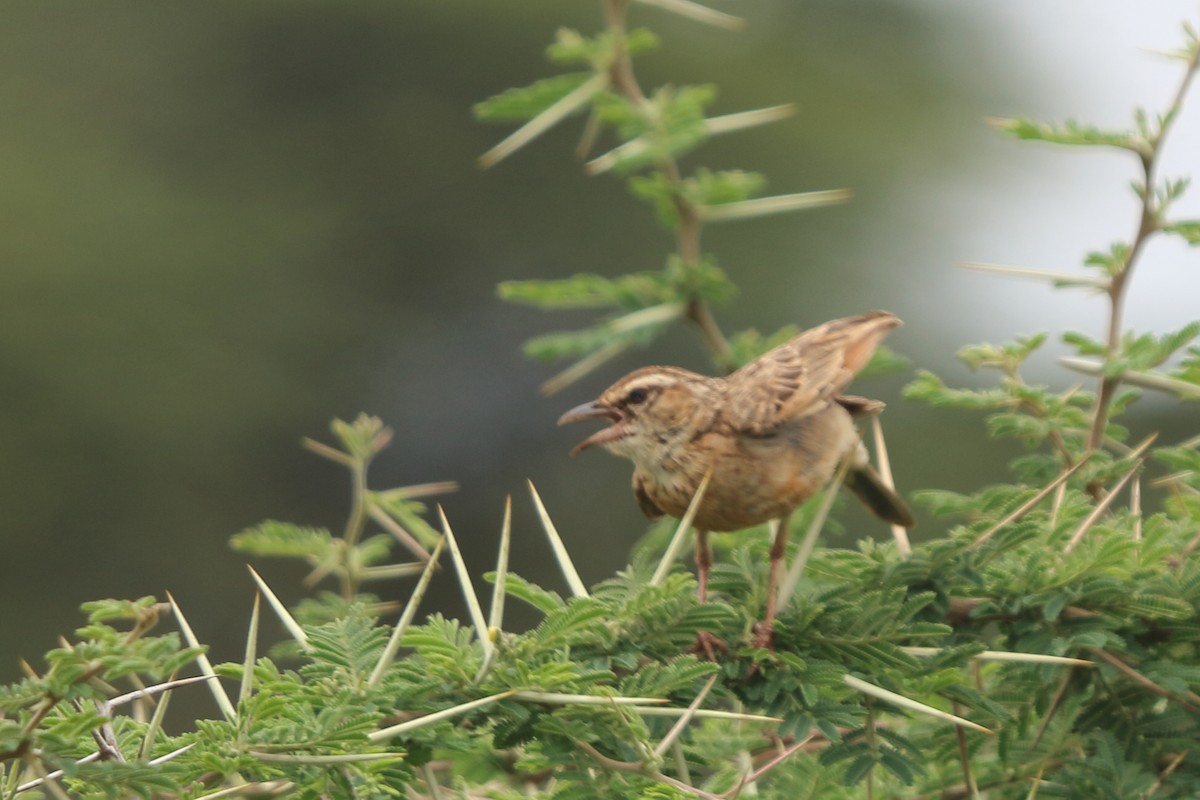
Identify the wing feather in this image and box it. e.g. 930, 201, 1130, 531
725, 311, 901, 433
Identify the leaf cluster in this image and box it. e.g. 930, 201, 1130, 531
10, 466, 1200, 798
476, 11, 847, 389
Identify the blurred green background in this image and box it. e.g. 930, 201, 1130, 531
2, 0, 1197, 694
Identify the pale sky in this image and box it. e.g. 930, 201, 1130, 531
901, 2, 1199, 381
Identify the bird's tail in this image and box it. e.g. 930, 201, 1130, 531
845, 465, 915, 528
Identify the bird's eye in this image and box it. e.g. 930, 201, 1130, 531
625, 387, 649, 405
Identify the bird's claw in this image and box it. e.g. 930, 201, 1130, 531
690, 630, 729, 661
750, 621, 776, 652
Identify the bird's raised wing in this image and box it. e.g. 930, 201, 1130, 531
724, 310, 901, 434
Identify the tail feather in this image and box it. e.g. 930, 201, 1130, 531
845, 465, 915, 528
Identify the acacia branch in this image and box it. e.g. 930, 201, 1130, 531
1087, 44, 1200, 451
601, 0, 737, 372
1089, 648, 1200, 714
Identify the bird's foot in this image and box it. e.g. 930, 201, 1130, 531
690, 630, 729, 662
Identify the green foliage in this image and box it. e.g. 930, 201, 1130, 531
473, 72, 595, 122
597, 84, 718, 171
630, 168, 767, 228
499, 271, 675, 310
499, 256, 737, 370
6, 431, 1200, 800
1163, 218, 1200, 244
231, 520, 334, 559
546, 27, 661, 67
994, 116, 1151, 156
230, 415, 452, 600
477, 5, 844, 387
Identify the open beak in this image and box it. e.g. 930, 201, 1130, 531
558, 400, 625, 456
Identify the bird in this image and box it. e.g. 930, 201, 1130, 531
558, 310, 914, 651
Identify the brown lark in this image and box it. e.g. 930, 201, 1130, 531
559, 310, 914, 650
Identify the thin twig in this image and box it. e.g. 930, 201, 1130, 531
1131, 473, 1143, 542
1032, 668, 1074, 748
602, 0, 736, 371
1087, 43, 1200, 451
368, 505, 433, 563
652, 675, 718, 758
724, 737, 812, 796
574, 738, 722, 800
1140, 750, 1187, 799
1089, 648, 1200, 713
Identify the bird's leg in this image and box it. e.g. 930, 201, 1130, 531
691, 529, 727, 660
753, 513, 792, 650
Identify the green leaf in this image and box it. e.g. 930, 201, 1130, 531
521, 315, 669, 362
532, 598, 611, 647
664, 255, 736, 305
618, 656, 717, 699
498, 272, 672, 310
630, 168, 774, 228
592, 91, 642, 132
1084, 242, 1131, 276
628, 173, 680, 227
1154, 445, 1200, 473
495, 573, 565, 615
1119, 325, 1200, 370
44, 706, 110, 740
304, 610, 391, 679
1042, 593, 1067, 621
986, 412, 1051, 444
691, 167, 766, 205
1064, 330, 1108, 357
958, 333, 1046, 371
353, 534, 395, 569
331, 414, 391, 460
878, 748, 921, 784
231, 520, 335, 559
841, 753, 876, 785
911, 489, 973, 518
1122, 594, 1194, 621
370, 491, 444, 549
79, 596, 160, 623
65, 762, 184, 797
994, 116, 1150, 156
546, 27, 659, 66
473, 73, 594, 122
596, 84, 717, 173
1171, 346, 1200, 386
1155, 323, 1200, 363
545, 28, 598, 65
902, 370, 1011, 409
1162, 219, 1200, 245
230, 520, 336, 556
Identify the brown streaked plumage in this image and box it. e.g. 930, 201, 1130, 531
559, 310, 914, 651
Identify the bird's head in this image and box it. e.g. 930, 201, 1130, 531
558, 367, 709, 461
